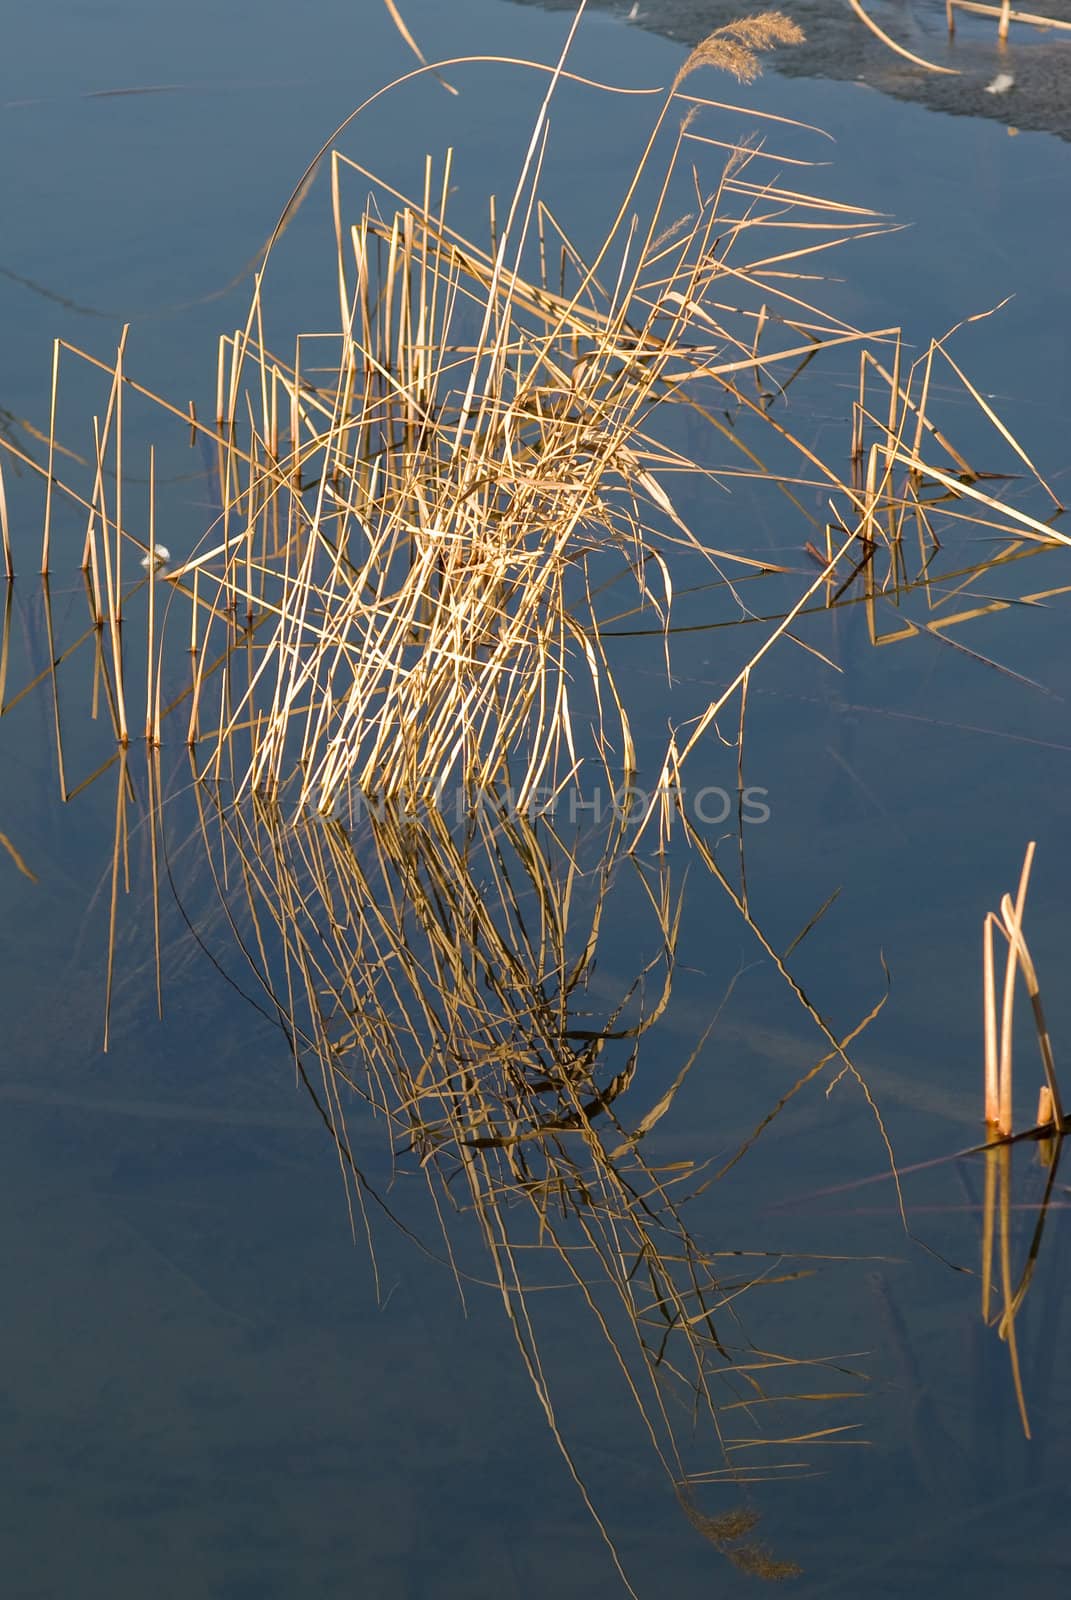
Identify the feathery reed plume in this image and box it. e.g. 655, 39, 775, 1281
674, 14, 805, 88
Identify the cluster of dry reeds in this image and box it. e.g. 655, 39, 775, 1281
1, 14, 1064, 840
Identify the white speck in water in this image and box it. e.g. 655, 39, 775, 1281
627, 2, 640, 18
140, 544, 171, 569
984, 73, 1015, 96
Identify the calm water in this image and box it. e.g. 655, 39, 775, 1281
3, 3, 1071, 1596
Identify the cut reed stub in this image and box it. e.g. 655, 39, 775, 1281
1036, 1085, 1056, 1168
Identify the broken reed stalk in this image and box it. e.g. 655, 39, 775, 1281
983, 911, 999, 1126
0, 455, 12, 579
982, 842, 1064, 1140
999, 884, 1064, 1128
0, 586, 10, 710
145, 446, 157, 744
995, 844, 1033, 1136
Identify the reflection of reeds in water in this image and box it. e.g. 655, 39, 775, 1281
4, 571, 886, 1584
946, 1, 1071, 44
978, 1132, 1065, 1439
188, 778, 865, 1583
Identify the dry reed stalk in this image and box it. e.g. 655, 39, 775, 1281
41, 339, 60, 575
0, 586, 10, 712
997, 845, 1034, 1136
91, 416, 128, 746
999, 884, 1064, 1128
983, 911, 999, 1126
936, 342, 1064, 513
114, 333, 125, 631
145, 446, 159, 744
381, 0, 458, 96
856, 346, 974, 480
0, 456, 11, 579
